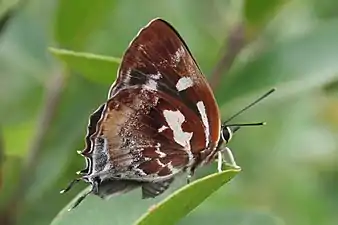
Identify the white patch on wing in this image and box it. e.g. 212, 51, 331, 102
172, 46, 185, 64
176, 77, 193, 91
166, 161, 173, 171
134, 168, 147, 176
155, 149, 166, 158
152, 72, 161, 80
196, 101, 210, 146
186, 148, 193, 163
146, 79, 158, 90
137, 44, 145, 51
163, 110, 192, 150
166, 161, 181, 174
158, 125, 168, 132
125, 68, 132, 77
155, 143, 166, 158
156, 159, 165, 167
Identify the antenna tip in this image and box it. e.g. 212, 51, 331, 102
60, 189, 65, 194
262, 122, 267, 125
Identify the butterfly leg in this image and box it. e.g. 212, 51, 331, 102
217, 151, 223, 172
217, 147, 240, 172
60, 178, 81, 194
185, 166, 196, 184
67, 178, 99, 211
186, 169, 192, 184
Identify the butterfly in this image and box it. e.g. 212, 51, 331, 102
61, 18, 274, 210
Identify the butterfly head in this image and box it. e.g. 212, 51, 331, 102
221, 126, 238, 143
221, 122, 266, 144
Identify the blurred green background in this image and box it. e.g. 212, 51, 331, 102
1, 0, 338, 224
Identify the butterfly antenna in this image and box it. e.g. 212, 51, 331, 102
223, 88, 275, 124
226, 122, 266, 134
60, 178, 81, 194
226, 122, 266, 127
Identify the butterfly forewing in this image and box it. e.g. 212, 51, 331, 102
109, 19, 221, 162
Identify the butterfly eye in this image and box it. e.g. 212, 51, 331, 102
221, 126, 233, 143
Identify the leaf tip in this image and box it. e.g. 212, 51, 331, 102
48, 47, 59, 54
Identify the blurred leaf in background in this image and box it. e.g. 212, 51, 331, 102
1, 0, 338, 225
243, 0, 289, 38
49, 48, 120, 84
54, 0, 117, 50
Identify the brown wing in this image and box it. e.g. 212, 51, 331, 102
109, 18, 221, 155
85, 19, 222, 182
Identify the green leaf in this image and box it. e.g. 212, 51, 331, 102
215, 20, 338, 105
179, 210, 284, 225
243, 0, 287, 38
51, 168, 240, 225
134, 169, 240, 225
18, 75, 108, 225
0, 0, 20, 18
312, 0, 338, 19
49, 48, 120, 84
2, 119, 36, 157
0, 128, 3, 166
0, 155, 22, 209
54, 0, 117, 50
